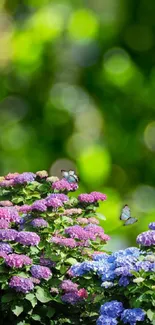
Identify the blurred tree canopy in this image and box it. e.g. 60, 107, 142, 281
0, 0, 155, 248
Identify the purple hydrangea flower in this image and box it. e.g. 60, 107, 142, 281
9, 276, 34, 293
0, 207, 20, 223
16, 231, 40, 246
31, 199, 47, 212
97, 315, 118, 325
60, 280, 78, 292
121, 308, 145, 325
65, 225, 96, 240
46, 193, 69, 202
18, 205, 32, 213
30, 265, 52, 279
90, 191, 107, 201
149, 222, 155, 230
84, 224, 110, 241
100, 300, 124, 318
136, 261, 153, 272
51, 236, 77, 248
52, 179, 78, 192
78, 194, 95, 203
46, 198, 63, 208
0, 242, 13, 254
5, 172, 19, 180
5, 254, 32, 268
0, 251, 7, 258
115, 266, 132, 277
14, 172, 36, 184
31, 218, 48, 228
40, 256, 55, 268
136, 230, 155, 246
0, 229, 18, 241
0, 180, 15, 187
0, 219, 10, 229
61, 292, 81, 305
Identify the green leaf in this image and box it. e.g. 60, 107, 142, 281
12, 197, 24, 204
65, 258, 77, 265
147, 309, 154, 321
30, 246, 39, 255
12, 304, 24, 316
31, 314, 41, 321
25, 293, 35, 301
2, 293, 15, 302
36, 287, 52, 303
0, 275, 8, 282
47, 307, 55, 318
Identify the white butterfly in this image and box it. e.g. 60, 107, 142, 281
61, 170, 79, 183
120, 205, 137, 226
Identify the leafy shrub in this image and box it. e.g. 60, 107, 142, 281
0, 171, 109, 325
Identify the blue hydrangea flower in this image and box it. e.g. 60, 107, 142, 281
118, 276, 130, 287
121, 308, 145, 325
97, 315, 118, 325
100, 300, 124, 318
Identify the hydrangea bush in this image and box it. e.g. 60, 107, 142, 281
0, 171, 109, 325
0, 171, 154, 325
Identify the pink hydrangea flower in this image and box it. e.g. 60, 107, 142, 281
78, 194, 95, 203
5, 254, 32, 268
90, 191, 107, 201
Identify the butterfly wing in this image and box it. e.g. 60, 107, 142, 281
69, 170, 79, 182
120, 205, 130, 221
124, 218, 138, 226
68, 170, 75, 176
61, 170, 69, 179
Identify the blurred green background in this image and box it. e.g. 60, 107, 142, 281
0, 0, 155, 250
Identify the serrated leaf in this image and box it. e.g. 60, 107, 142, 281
12, 304, 24, 316
36, 287, 52, 303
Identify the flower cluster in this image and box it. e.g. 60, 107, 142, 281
31, 218, 48, 228
15, 231, 40, 246
14, 172, 36, 184
5, 254, 32, 268
70, 245, 155, 287
78, 192, 107, 203
136, 229, 155, 246
97, 301, 145, 325
0, 242, 13, 254
0, 229, 18, 241
0, 207, 20, 223
60, 280, 88, 305
30, 265, 52, 279
52, 179, 78, 191
51, 236, 77, 248
9, 276, 34, 293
